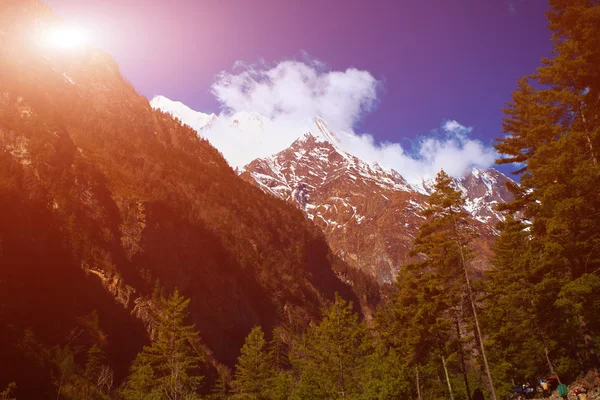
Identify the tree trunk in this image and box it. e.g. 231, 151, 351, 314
416, 366, 423, 400
579, 105, 598, 166
585, 135, 597, 166
543, 340, 561, 384
459, 244, 497, 400
456, 319, 472, 400
442, 354, 455, 400
56, 371, 65, 400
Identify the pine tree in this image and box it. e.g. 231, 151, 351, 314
268, 328, 295, 400
482, 216, 551, 391
555, 273, 600, 373
292, 294, 373, 399
268, 371, 295, 400
380, 171, 496, 400
231, 326, 274, 400
494, 0, 600, 375
53, 345, 76, 400
84, 344, 104, 381
361, 342, 413, 400
380, 257, 458, 399
210, 365, 233, 400
122, 289, 203, 400
122, 358, 159, 400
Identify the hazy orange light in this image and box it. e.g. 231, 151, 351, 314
44, 26, 89, 50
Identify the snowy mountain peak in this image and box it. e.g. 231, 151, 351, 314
289, 131, 334, 151
150, 95, 217, 131
453, 167, 515, 225
244, 128, 416, 203
313, 117, 339, 144
147, 96, 514, 283
242, 139, 515, 282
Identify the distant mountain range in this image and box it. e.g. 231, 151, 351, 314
152, 96, 515, 283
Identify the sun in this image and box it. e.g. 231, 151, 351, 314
44, 26, 89, 50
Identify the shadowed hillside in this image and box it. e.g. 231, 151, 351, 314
0, 1, 378, 397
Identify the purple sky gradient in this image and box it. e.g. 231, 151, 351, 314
45, 0, 552, 167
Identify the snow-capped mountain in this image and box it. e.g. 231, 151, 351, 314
453, 167, 514, 225
150, 95, 217, 130
150, 95, 279, 134
151, 95, 515, 283
240, 128, 514, 282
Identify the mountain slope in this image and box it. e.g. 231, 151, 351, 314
0, 2, 371, 396
241, 127, 515, 282
151, 96, 515, 283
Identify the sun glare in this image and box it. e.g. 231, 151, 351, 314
44, 26, 89, 50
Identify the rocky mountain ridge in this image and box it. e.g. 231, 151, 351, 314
241, 126, 515, 282
151, 97, 515, 282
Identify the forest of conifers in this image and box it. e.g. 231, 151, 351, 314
1, 0, 599, 399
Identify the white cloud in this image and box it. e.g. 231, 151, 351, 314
442, 120, 473, 135
332, 125, 497, 184
211, 60, 378, 133
199, 59, 497, 183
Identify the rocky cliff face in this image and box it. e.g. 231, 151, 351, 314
241, 121, 515, 283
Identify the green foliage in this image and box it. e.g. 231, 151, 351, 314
3, 1, 600, 398
121, 359, 160, 400
43, 316, 116, 400
0, 382, 16, 400
122, 290, 203, 400
210, 366, 233, 400
84, 344, 105, 380
268, 371, 295, 400
556, 274, 600, 320
53, 345, 76, 398
292, 294, 373, 399
490, 0, 600, 384
232, 326, 274, 399
268, 328, 295, 400
361, 345, 413, 400
378, 171, 480, 398
482, 216, 548, 388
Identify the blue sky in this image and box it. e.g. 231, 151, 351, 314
46, 0, 553, 177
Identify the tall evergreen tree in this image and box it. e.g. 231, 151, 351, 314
482, 216, 551, 391
361, 342, 413, 400
210, 365, 233, 400
122, 290, 203, 400
494, 0, 600, 375
122, 359, 159, 400
268, 328, 295, 400
379, 255, 458, 399
292, 294, 373, 399
231, 326, 274, 400
380, 170, 496, 400
84, 344, 105, 381
53, 345, 76, 400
